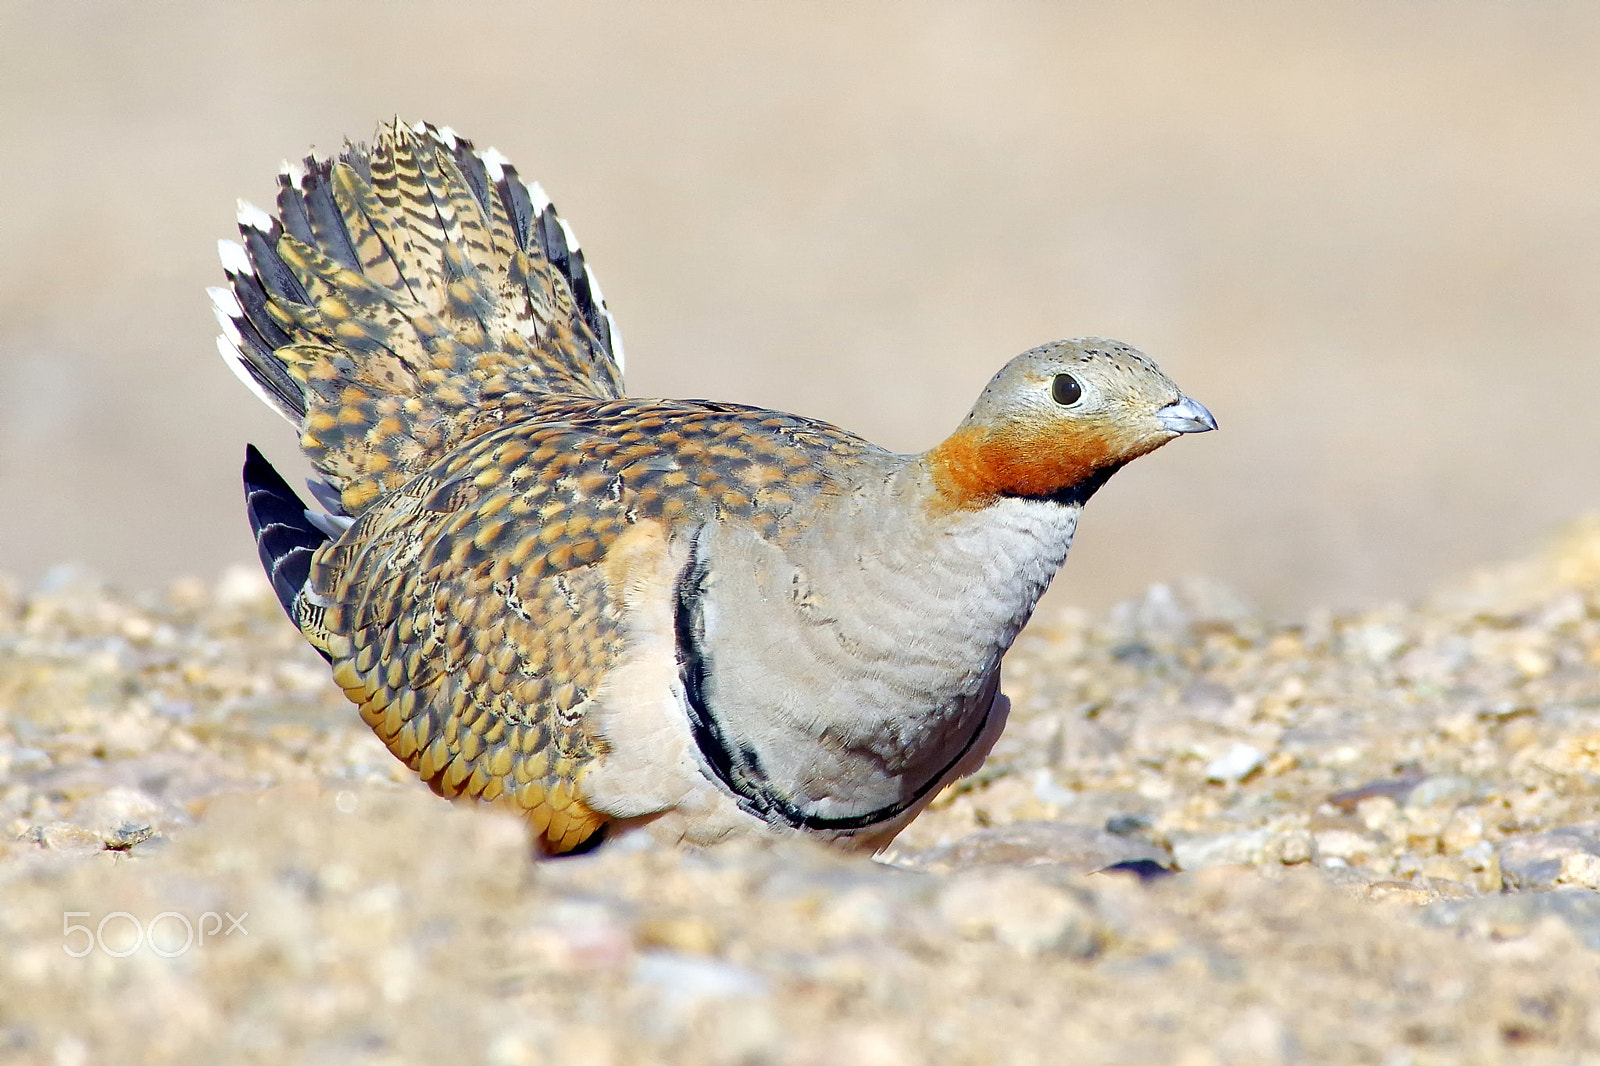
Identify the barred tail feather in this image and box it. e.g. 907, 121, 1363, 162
214, 120, 627, 517
242, 444, 330, 632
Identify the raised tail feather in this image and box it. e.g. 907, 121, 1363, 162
212, 120, 626, 517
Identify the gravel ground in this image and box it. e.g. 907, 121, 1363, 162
6, 521, 1600, 1064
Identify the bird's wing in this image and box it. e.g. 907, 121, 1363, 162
300, 398, 882, 852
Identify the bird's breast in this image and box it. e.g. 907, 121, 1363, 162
672, 485, 1081, 832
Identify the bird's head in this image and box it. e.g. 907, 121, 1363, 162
925, 338, 1215, 509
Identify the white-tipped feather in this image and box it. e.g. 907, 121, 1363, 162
519, 192, 627, 370
217, 238, 254, 276
468, 142, 560, 248
434, 125, 460, 149
210, 303, 243, 346
213, 329, 241, 361
479, 146, 510, 183
603, 308, 627, 373
217, 336, 299, 427
576, 260, 626, 373
236, 199, 274, 232
280, 158, 306, 190
207, 285, 244, 320
305, 510, 356, 538
526, 180, 553, 215
556, 216, 582, 256
536, 188, 626, 373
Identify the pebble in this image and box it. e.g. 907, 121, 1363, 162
1404, 774, 1478, 809
1171, 829, 1271, 871
1205, 743, 1266, 784
1328, 771, 1427, 812
1313, 828, 1384, 865
1557, 852, 1600, 890
1498, 824, 1600, 889
23, 822, 105, 856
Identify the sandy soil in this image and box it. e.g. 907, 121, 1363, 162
6, 519, 1600, 1063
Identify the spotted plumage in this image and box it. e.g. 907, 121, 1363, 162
215, 120, 1216, 854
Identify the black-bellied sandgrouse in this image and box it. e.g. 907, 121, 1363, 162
212, 120, 1216, 855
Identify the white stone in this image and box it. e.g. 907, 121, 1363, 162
1206, 743, 1265, 784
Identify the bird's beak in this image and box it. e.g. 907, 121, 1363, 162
1155, 396, 1217, 434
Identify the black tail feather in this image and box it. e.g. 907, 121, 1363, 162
243, 444, 329, 626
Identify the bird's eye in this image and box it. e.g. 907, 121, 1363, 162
1051, 373, 1082, 406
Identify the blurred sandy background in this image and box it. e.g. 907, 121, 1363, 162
2, 1, 1597, 616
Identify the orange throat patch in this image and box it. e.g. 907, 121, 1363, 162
925, 423, 1120, 509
